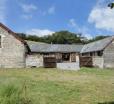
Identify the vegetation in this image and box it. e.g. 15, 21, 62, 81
0, 68, 114, 104
17, 31, 109, 44
0, 81, 32, 104
108, 2, 114, 9
87, 35, 109, 43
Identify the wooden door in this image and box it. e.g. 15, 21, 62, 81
80, 56, 93, 67
43, 57, 56, 68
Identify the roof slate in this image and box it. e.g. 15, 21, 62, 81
81, 36, 114, 53
26, 41, 83, 53
27, 36, 114, 53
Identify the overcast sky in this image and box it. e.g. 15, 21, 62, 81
0, 0, 114, 39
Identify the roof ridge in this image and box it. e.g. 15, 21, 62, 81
81, 36, 114, 53
86, 36, 113, 45
0, 23, 26, 44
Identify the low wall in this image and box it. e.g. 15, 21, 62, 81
57, 62, 80, 70
93, 57, 104, 68
26, 54, 43, 68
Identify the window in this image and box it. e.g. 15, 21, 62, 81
62, 53, 70, 62
0, 36, 1, 48
90, 52, 93, 56
43, 53, 55, 57
97, 51, 103, 56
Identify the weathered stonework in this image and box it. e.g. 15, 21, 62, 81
93, 57, 104, 68
103, 41, 114, 68
0, 27, 26, 68
26, 54, 43, 68
57, 54, 80, 70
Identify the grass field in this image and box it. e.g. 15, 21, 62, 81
0, 68, 114, 104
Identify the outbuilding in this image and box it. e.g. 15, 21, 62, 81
1, 23, 114, 70
26, 41, 83, 70
81, 36, 114, 68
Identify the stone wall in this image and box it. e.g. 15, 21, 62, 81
103, 41, 114, 68
93, 57, 104, 68
57, 55, 80, 70
0, 27, 26, 68
26, 54, 43, 68
57, 62, 80, 70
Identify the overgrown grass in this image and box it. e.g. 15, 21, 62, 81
0, 68, 114, 104
0, 82, 32, 104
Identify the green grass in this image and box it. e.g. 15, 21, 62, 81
0, 68, 114, 104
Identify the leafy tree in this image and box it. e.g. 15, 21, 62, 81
17, 33, 26, 40
17, 31, 83, 44
108, 2, 114, 9
87, 35, 109, 43
50, 31, 83, 44
17, 32, 109, 44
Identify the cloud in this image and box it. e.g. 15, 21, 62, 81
88, 0, 114, 32
21, 14, 32, 20
26, 29, 55, 37
68, 18, 93, 39
69, 19, 78, 28
80, 27, 93, 39
48, 6, 55, 14
42, 6, 55, 15
0, 0, 7, 23
20, 3, 37, 20
21, 4, 37, 13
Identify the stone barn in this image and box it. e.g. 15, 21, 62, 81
26, 41, 83, 70
0, 23, 83, 70
0, 23, 28, 68
81, 36, 114, 68
1, 23, 114, 70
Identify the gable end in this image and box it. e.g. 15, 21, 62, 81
0, 23, 25, 44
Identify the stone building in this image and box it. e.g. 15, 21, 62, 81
0, 23, 28, 68
26, 41, 83, 70
1, 23, 114, 69
0, 23, 83, 70
81, 36, 114, 68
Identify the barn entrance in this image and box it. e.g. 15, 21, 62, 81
43, 57, 56, 68
80, 56, 93, 67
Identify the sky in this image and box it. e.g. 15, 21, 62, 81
0, 0, 114, 39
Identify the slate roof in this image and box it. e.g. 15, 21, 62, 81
26, 41, 83, 53
81, 36, 114, 53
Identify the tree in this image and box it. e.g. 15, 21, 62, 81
17, 32, 109, 44
17, 31, 84, 44
48, 31, 82, 44
108, 2, 114, 9
17, 33, 26, 40
87, 35, 109, 43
